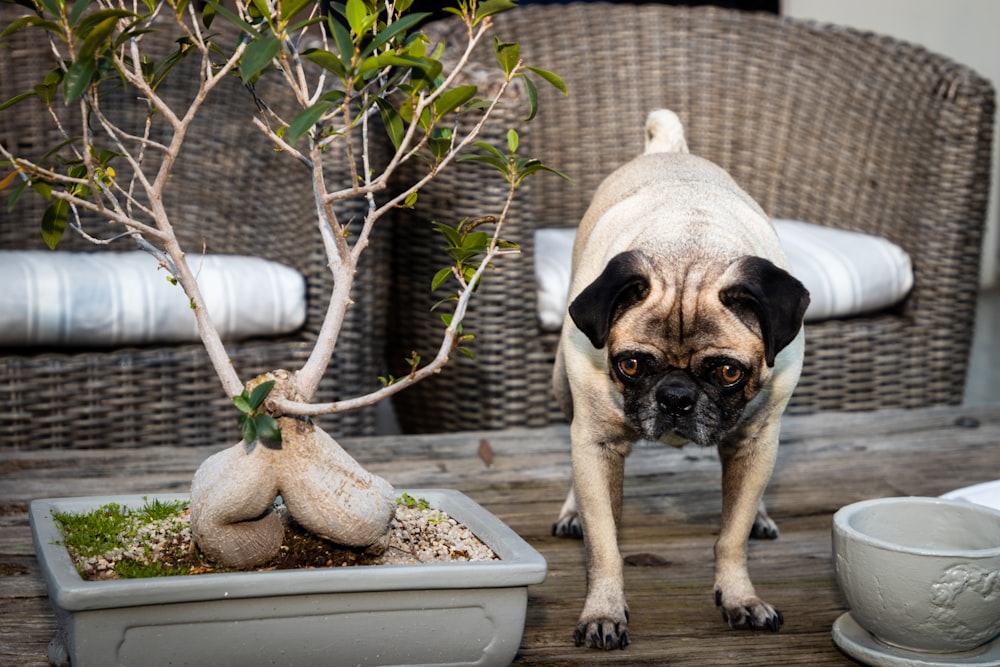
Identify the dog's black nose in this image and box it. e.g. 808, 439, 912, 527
656, 380, 697, 416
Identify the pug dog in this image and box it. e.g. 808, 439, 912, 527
551, 109, 810, 650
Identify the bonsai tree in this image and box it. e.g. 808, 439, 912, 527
0, 0, 564, 567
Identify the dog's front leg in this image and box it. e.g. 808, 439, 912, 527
571, 428, 630, 649
714, 425, 784, 632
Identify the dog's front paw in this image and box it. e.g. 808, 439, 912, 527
551, 513, 584, 539
573, 611, 630, 650
715, 590, 783, 631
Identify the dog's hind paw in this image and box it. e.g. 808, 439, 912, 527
574, 615, 630, 650
715, 590, 784, 632
750, 513, 779, 540
551, 513, 584, 538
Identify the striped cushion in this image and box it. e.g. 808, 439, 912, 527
0, 251, 306, 347
534, 220, 913, 329
772, 219, 913, 322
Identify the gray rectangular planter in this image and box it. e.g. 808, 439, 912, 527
31, 489, 547, 667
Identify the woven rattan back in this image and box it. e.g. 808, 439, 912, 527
388, 2, 995, 432
0, 6, 389, 447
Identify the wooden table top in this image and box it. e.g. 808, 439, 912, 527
2, 403, 998, 666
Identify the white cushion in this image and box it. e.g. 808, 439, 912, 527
534, 228, 577, 330
533, 220, 913, 328
0, 251, 307, 347
772, 219, 913, 322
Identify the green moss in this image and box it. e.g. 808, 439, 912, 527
53, 498, 195, 579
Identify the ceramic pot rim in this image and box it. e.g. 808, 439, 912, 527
833, 496, 1000, 558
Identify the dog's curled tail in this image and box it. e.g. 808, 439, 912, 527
644, 109, 689, 155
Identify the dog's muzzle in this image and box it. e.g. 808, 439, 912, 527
656, 372, 698, 418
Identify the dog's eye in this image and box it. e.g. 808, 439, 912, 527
617, 357, 642, 379
715, 364, 744, 387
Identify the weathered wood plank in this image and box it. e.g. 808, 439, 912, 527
1, 404, 998, 666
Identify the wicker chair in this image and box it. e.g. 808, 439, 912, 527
0, 7, 389, 448
388, 2, 995, 433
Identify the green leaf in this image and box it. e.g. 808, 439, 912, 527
232, 393, 252, 415
521, 73, 538, 122
462, 231, 490, 250
515, 159, 572, 186
431, 220, 462, 247
38, 0, 61, 17
0, 15, 61, 40
62, 58, 96, 105
431, 266, 452, 291
67, 163, 88, 181
248, 379, 275, 410
434, 84, 477, 119
373, 97, 405, 151
76, 9, 136, 33
361, 12, 431, 59
200, 1, 216, 28
255, 414, 282, 448
458, 152, 509, 176
526, 66, 567, 95
0, 91, 37, 112
6, 179, 29, 214
239, 36, 281, 84
239, 414, 257, 448
287, 99, 335, 144
280, 0, 313, 22
31, 180, 53, 200
328, 14, 354, 69
249, 0, 270, 21
302, 48, 348, 79
359, 52, 414, 77
493, 37, 519, 76
471, 140, 507, 162
78, 14, 127, 61
345, 0, 369, 36
202, 0, 259, 36
96, 149, 122, 165
475, 0, 518, 24
34, 81, 59, 106
507, 128, 518, 154
69, 0, 90, 28
39, 136, 80, 163
41, 198, 68, 249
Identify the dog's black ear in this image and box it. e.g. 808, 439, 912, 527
568, 251, 650, 349
719, 256, 810, 366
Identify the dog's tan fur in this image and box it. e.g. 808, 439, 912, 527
552, 110, 809, 649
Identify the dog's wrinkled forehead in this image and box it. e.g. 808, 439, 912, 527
569, 249, 809, 368
605, 261, 760, 365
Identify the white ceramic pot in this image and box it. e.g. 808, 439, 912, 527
832, 496, 1000, 653
31, 490, 547, 667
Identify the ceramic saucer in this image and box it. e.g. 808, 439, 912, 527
833, 613, 1000, 667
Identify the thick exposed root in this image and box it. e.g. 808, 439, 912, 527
189, 443, 283, 568
275, 417, 396, 551
189, 372, 396, 567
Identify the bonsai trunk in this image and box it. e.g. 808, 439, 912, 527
189, 371, 395, 567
